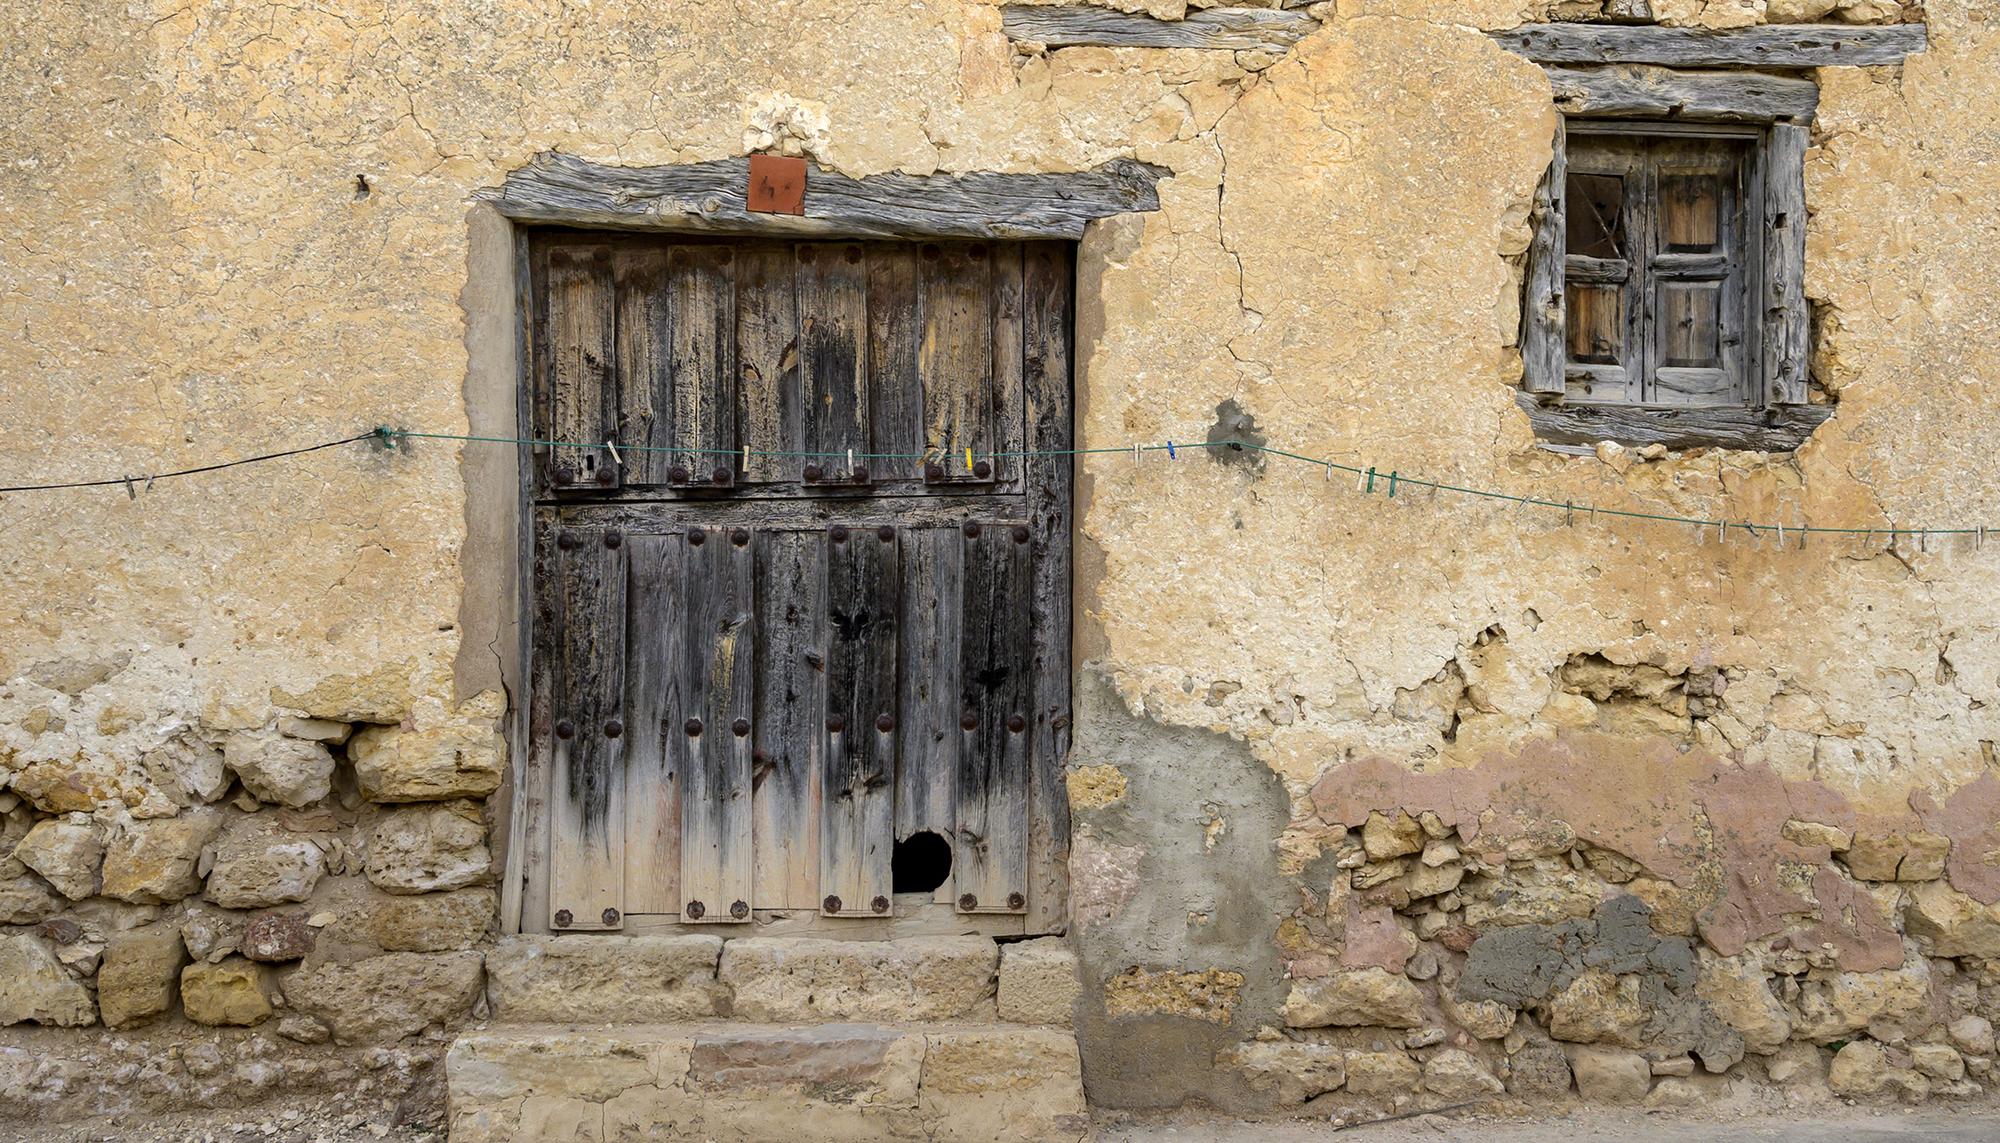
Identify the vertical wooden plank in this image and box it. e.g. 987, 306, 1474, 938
798, 243, 870, 482
954, 520, 1035, 914
895, 525, 960, 848
614, 247, 673, 485
543, 244, 619, 489
751, 528, 824, 910
821, 523, 899, 916
548, 525, 627, 930
1522, 118, 1568, 395
1021, 242, 1074, 933
868, 245, 925, 477
622, 533, 684, 915
1764, 123, 1809, 406
677, 525, 757, 922
668, 245, 739, 487
989, 243, 1027, 484
736, 243, 802, 484
920, 243, 996, 478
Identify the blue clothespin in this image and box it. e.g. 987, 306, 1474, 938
1387, 471, 1399, 498
1166, 440, 1176, 460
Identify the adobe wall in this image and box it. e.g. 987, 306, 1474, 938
2, 0, 1997, 1121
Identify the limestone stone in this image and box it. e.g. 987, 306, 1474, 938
1766, 1041, 1828, 1086
1279, 968, 1424, 1029
1842, 830, 1950, 882
1343, 1050, 1421, 1097
1781, 819, 1852, 851
100, 810, 222, 903
1462, 865, 1600, 929
1911, 1042, 1965, 1081
996, 937, 1080, 1026
277, 716, 351, 744
1792, 950, 1934, 1040
917, 1027, 1088, 1139
1506, 1041, 1574, 1097
486, 934, 724, 1022
0, 874, 65, 924
363, 799, 489, 894
1361, 810, 1424, 860
1642, 1076, 1708, 1110
720, 936, 997, 1022
181, 956, 274, 1026
1444, 993, 1518, 1040
1651, 1055, 1696, 1076
1904, 881, 2000, 958
1948, 1015, 1996, 1057
1217, 1041, 1346, 1103
222, 730, 335, 808
97, 922, 186, 1029
203, 816, 326, 908
349, 721, 504, 803
1406, 859, 1465, 900
1546, 967, 1647, 1047
280, 950, 483, 1043
1695, 952, 1791, 1054
368, 886, 495, 952
0, 933, 95, 1026
1567, 1046, 1650, 1103
1828, 1040, 1930, 1102
1422, 1048, 1503, 1099
241, 911, 314, 962
1102, 967, 1245, 1024
11, 816, 103, 900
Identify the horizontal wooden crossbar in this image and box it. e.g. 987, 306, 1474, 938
999, 4, 1318, 52
1493, 22, 1927, 69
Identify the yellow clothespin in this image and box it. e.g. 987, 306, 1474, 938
965, 446, 974, 473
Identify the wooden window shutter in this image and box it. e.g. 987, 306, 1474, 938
1523, 118, 1568, 396
544, 246, 622, 491
1762, 122, 1810, 406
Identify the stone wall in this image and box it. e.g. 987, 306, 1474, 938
5, 0, 1999, 1125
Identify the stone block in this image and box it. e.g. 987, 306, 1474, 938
1422, 1048, 1503, 1099
1216, 1041, 1346, 1104
101, 810, 222, 904
203, 816, 327, 909
486, 934, 724, 1022
1948, 1015, 1996, 1057
1842, 830, 1950, 882
11, 816, 103, 900
1343, 1050, 1421, 1096
281, 949, 483, 1043
241, 911, 314, 962
349, 721, 503, 803
1506, 1041, 1572, 1097
690, 1023, 922, 1105
917, 1027, 1088, 1141
369, 886, 495, 952
1362, 810, 1425, 859
996, 937, 1079, 1026
181, 957, 274, 1026
223, 730, 335, 808
720, 936, 998, 1022
0, 933, 95, 1026
1791, 948, 1933, 1040
1442, 993, 1516, 1040
1279, 968, 1424, 1029
1101, 967, 1244, 1024
1695, 952, 1791, 1054
1904, 880, 2000, 958
363, 800, 490, 894
0, 874, 64, 925
1829, 1040, 1930, 1101
98, 922, 187, 1029
1547, 967, 1646, 1046
1568, 1046, 1650, 1103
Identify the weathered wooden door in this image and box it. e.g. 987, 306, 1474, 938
526, 232, 1072, 935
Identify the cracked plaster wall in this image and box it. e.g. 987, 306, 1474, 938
3, 0, 2000, 1116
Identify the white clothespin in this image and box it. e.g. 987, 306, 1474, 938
1132, 442, 1142, 465
743, 444, 750, 469
604, 439, 622, 466
123, 475, 137, 500
847, 448, 854, 471
1777, 522, 1785, 548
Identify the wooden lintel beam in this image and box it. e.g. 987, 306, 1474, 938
1546, 64, 1820, 123
1492, 22, 1927, 69
481, 153, 1169, 241
999, 4, 1319, 52
1517, 393, 1833, 453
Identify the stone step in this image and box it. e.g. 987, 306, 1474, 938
445, 1021, 1088, 1142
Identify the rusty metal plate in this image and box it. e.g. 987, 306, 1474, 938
747, 154, 806, 215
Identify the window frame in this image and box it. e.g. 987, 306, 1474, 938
1518, 66, 1828, 453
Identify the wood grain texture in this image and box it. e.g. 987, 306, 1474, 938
1546, 65, 1819, 123
1000, 4, 1319, 51
667, 246, 739, 487
799, 244, 871, 483
821, 524, 900, 916
613, 247, 674, 485
895, 525, 960, 847
677, 527, 757, 922
955, 521, 1035, 914
622, 533, 685, 915
548, 527, 627, 930
1493, 22, 1926, 69
735, 244, 803, 484
1516, 392, 1831, 451
920, 243, 994, 480
1021, 243, 1074, 933
485, 153, 1168, 241
1763, 123, 1810, 406
1522, 118, 1568, 395
751, 528, 824, 910
542, 244, 619, 490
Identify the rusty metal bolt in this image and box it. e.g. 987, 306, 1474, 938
851, 464, 869, 483
602, 907, 620, 926
803, 463, 823, 482
731, 527, 750, 547
605, 530, 622, 549
604, 719, 624, 738
845, 246, 863, 264
554, 462, 575, 484
669, 464, 691, 484
555, 720, 575, 740
973, 460, 992, 479
1006, 714, 1026, 734
830, 524, 849, 543
871, 895, 890, 914
712, 465, 733, 485
553, 909, 573, 928
924, 461, 944, 481
962, 521, 981, 538
1011, 524, 1031, 544
877, 524, 895, 542
823, 895, 843, 913
960, 712, 979, 731
732, 717, 751, 737
827, 714, 846, 733
1007, 892, 1025, 910
595, 467, 616, 485
876, 713, 895, 733
556, 531, 577, 551
958, 893, 978, 911
685, 718, 703, 736
687, 526, 705, 545
685, 900, 706, 920
730, 900, 750, 919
